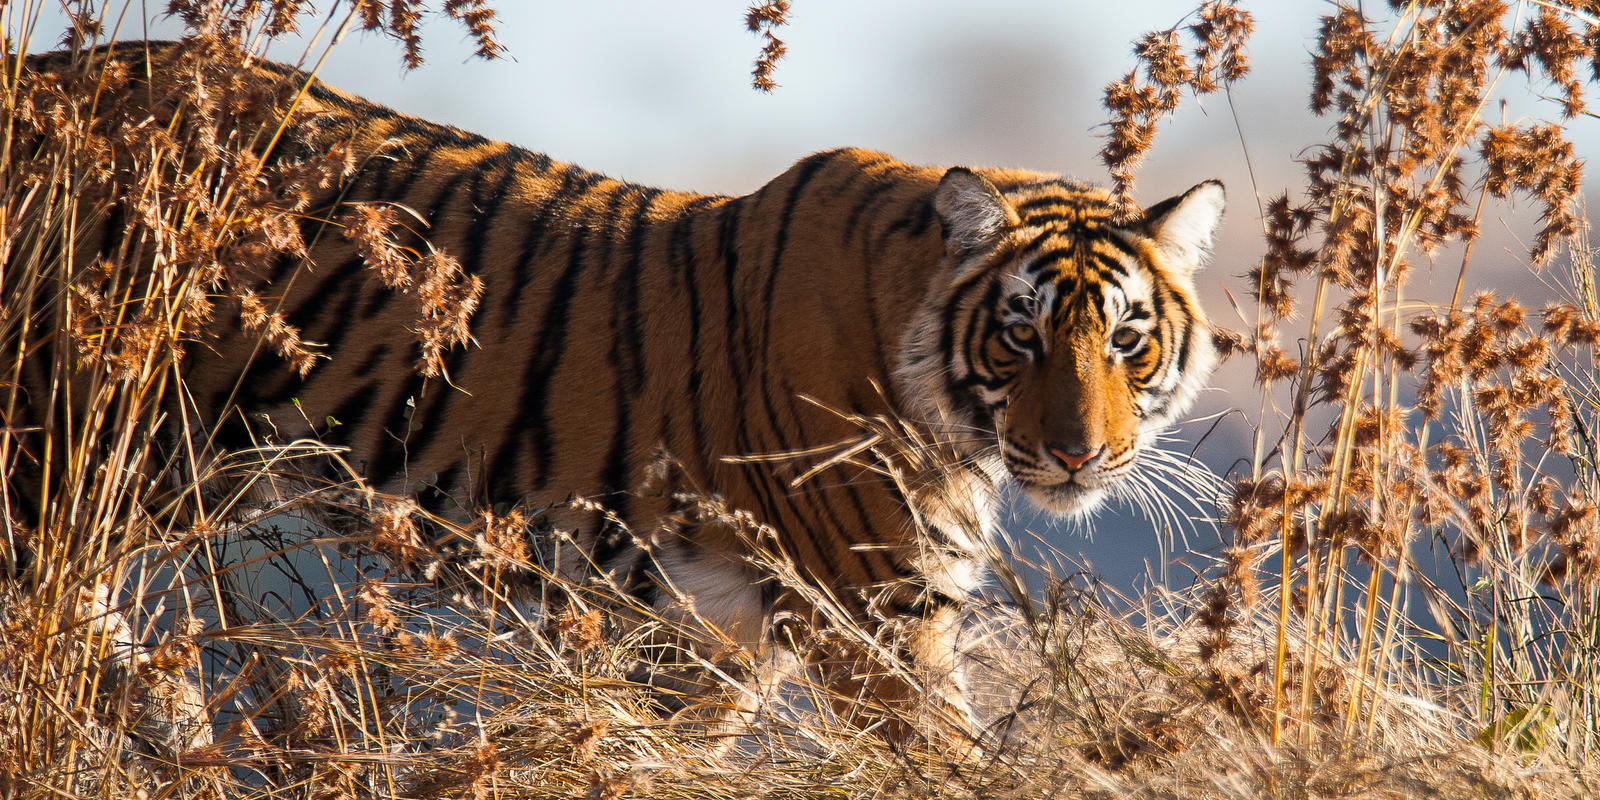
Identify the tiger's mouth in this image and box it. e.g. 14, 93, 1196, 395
1012, 472, 1112, 516
997, 438, 1126, 516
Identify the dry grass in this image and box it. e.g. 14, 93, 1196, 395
2, 0, 1599, 797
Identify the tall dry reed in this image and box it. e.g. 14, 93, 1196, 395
1103, 0, 1600, 765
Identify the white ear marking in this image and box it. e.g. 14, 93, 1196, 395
934, 168, 1017, 255
1144, 180, 1225, 268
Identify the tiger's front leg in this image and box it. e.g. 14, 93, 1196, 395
802, 600, 983, 757
647, 595, 983, 756
626, 624, 803, 748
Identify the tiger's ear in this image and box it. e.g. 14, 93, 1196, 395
1142, 180, 1225, 269
934, 168, 1018, 255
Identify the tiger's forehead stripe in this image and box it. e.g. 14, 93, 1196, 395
997, 184, 1141, 287
1008, 183, 1118, 222
1006, 230, 1143, 289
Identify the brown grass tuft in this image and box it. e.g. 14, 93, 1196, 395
746, 0, 791, 92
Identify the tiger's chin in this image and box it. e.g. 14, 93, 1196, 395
1015, 478, 1110, 518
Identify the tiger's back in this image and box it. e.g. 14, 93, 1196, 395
195, 67, 981, 622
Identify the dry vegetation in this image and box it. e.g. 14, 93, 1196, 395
1, 0, 1599, 797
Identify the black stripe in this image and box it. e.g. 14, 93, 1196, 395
860, 213, 895, 400
503, 167, 605, 319
1084, 247, 1132, 280
757, 151, 841, 363
270, 264, 364, 399
1079, 280, 1106, 313
740, 463, 834, 586
936, 276, 997, 385
490, 187, 602, 493
1022, 212, 1084, 226
865, 197, 940, 398
717, 199, 747, 455
1171, 306, 1193, 386
671, 197, 723, 465
841, 172, 896, 244
740, 152, 838, 462
458, 148, 522, 281
961, 292, 1002, 386
871, 197, 934, 257
262, 247, 306, 289
590, 183, 639, 281
1146, 272, 1177, 389
420, 467, 461, 514
613, 187, 661, 390
1022, 246, 1076, 276
391, 116, 489, 149
596, 187, 664, 557
750, 150, 895, 591
205, 385, 257, 453
352, 344, 387, 378
591, 516, 636, 574
282, 140, 401, 349
1015, 227, 1059, 257
377, 130, 453, 201
955, 370, 1013, 392
942, 366, 991, 427
1015, 196, 1070, 211
1097, 230, 1143, 260
779, 389, 908, 587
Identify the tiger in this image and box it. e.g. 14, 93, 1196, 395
12, 41, 1224, 745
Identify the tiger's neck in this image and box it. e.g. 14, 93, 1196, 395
709, 149, 1006, 542
721, 148, 955, 434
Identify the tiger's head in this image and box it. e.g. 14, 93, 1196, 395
898, 168, 1223, 516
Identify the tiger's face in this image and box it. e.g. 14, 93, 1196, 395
898, 169, 1223, 516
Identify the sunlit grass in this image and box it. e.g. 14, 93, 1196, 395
3, 1, 1599, 797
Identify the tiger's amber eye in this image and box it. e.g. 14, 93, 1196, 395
1110, 327, 1143, 351
1006, 323, 1037, 343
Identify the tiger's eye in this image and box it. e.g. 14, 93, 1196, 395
1006, 323, 1037, 343
1110, 327, 1143, 351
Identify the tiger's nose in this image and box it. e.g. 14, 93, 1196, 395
1047, 443, 1104, 472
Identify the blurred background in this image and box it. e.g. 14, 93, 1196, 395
28, 1, 1600, 592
